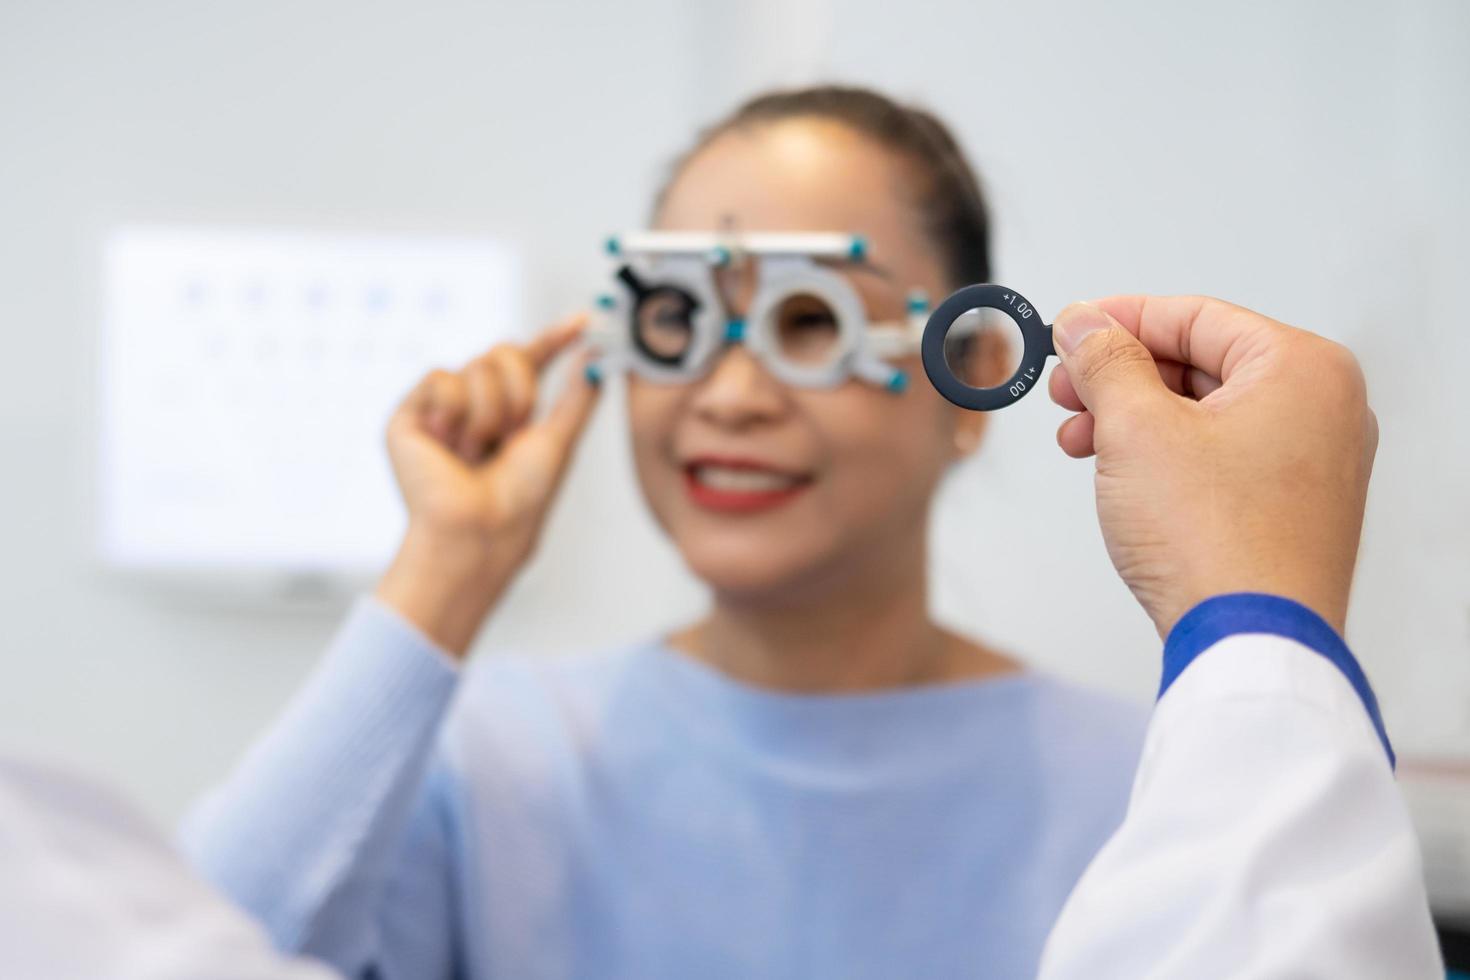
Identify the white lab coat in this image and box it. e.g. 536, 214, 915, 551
1042, 632, 1442, 978
0, 757, 338, 980
0, 630, 1443, 978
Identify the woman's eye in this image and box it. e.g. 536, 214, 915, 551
773, 293, 841, 365
785, 311, 837, 330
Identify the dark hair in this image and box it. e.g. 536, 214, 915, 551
653, 85, 991, 288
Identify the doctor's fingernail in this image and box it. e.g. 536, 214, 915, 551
1052, 303, 1112, 356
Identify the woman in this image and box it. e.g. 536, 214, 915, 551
183, 86, 1146, 980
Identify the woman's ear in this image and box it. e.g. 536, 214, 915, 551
974, 322, 1015, 390
942, 317, 1010, 459
951, 407, 988, 459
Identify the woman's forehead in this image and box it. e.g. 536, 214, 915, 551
655, 122, 935, 277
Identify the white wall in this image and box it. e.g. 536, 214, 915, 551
1, 0, 1466, 824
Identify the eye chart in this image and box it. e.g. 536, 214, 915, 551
98, 226, 520, 580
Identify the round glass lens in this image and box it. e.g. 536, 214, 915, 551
772, 292, 842, 366
942, 307, 1024, 389
634, 287, 698, 363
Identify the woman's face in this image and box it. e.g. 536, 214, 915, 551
628, 118, 1001, 602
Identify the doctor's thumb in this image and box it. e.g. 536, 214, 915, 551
1051, 302, 1168, 419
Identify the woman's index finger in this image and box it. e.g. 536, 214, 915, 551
524, 313, 590, 370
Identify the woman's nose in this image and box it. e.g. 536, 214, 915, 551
714, 261, 757, 318
690, 346, 788, 429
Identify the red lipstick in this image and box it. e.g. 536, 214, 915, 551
682, 457, 812, 514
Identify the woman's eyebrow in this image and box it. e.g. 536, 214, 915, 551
814, 257, 896, 280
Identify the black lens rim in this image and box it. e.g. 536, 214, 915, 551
619, 265, 701, 368
921, 283, 1055, 411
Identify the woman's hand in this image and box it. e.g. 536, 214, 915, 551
1048, 296, 1377, 638
375, 314, 601, 657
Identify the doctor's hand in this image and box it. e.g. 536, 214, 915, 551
375, 314, 601, 657
1048, 296, 1377, 639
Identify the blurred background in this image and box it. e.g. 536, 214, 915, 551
1, 0, 1467, 913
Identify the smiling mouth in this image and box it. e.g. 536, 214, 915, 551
683, 460, 814, 513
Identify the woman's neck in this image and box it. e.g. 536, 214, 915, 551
669, 536, 1018, 694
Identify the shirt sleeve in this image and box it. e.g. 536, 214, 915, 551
1038, 593, 1443, 979
180, 597, 461, 976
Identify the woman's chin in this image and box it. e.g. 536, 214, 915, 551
678, 536, 833, 605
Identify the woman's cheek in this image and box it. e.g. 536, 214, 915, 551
807, 399, 914, 513
833, 397, 948, 513
625, 391, 682, 531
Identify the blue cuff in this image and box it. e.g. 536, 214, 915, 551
1161, 593, 1394, 768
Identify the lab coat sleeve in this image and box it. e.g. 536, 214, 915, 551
180, 597, 461, 974
1039, 594, 1442, 979
0, 758, 344, 980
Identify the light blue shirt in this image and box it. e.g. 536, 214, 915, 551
183, 599, 1146, 979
